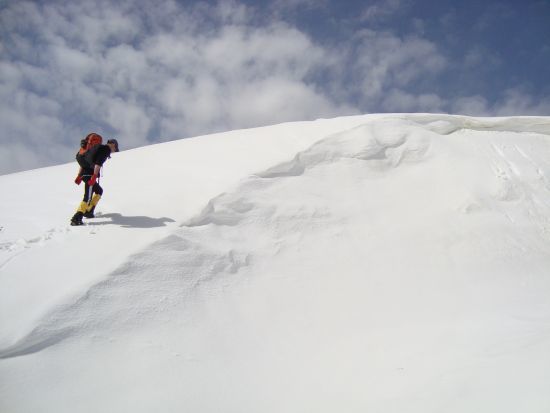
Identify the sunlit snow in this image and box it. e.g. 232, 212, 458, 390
1, 114, 550, 412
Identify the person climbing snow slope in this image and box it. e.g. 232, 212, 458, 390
70, 134, 119, 226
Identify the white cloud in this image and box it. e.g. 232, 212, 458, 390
342, 30, 447, 104
492, 89, 550, 116
104, 99, 152, 147
361, 0, 408, 23
451, 96, 492, 116
462, 46, 501, 70
227, 77, 355, 128
270, 0, 329, 13
451, 90, 550, 117
382, 89, 446, 113
0, 143, 44, 177
50, 46, 97, 80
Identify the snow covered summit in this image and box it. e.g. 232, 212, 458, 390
1, 114, 550, 412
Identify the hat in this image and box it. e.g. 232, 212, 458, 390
107, 138, 119, 152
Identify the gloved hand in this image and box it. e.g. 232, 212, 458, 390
74, 175, 83, 185
87, 174, 97, 186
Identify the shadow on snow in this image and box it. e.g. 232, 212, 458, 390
87, 213, 175, 228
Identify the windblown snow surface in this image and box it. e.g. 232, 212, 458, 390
1, 114, 550, 412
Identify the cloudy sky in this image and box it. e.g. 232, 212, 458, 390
1, 0, 549, 175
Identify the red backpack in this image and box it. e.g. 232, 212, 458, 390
76, 133, 102, 168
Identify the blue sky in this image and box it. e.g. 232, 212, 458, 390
0, 0, 549, 174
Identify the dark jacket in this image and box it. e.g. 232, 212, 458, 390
79, 145, 112, 175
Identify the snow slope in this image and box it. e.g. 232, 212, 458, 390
1, 114, 550, 412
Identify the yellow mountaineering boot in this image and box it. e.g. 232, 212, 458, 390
84, 194, 101, 218
70, 201, 89, 226
78, 201, 89, 213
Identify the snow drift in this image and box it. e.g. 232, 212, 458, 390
1, 114, 550, 412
